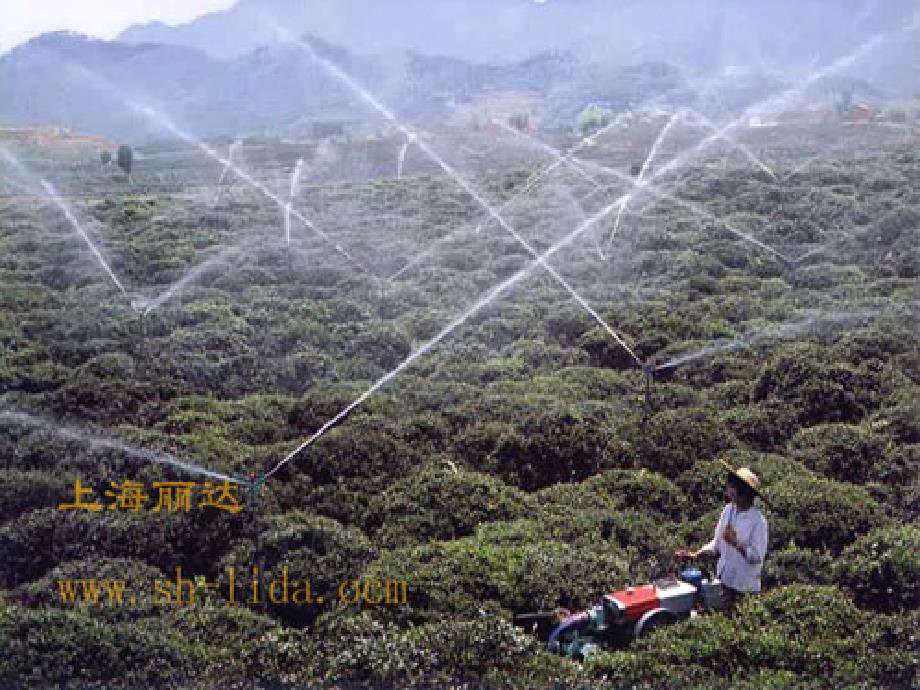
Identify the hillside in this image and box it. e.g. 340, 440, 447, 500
116, 0, 918, 73
0, 113, 917, 687
1, 32, 686, 141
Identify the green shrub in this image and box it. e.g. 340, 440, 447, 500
676, 453, 801, 519
580, 326, 639, 370
768, 475, 885, 553
362, 529, 636, 625
0, 506, 246, 588
537, 468, 688, 520
752, 346, 880, 425
833, 525, 920, 613
873, 384, 920, 443
538, 506, 679, 571
343, 324, 412, 369
834, 325, 916, 364
763, 544, 835, 588
637, 407, 734, 476
285, 385, 399, 436
788, 423, 886, 483
318, 610, 546, 688
0, 469, 75, 521
721, 402, 801, 451
304, 475, 388, 526
871, 443, 919, 513
585, 585, 916, 689
217, 510, 372, 626
365, 467, 536, 546
0, 604, 204, 688
454, 405, 627, 490
297, 415, 422, 485
862, 206, 919, 247
14, 557, 166, 622
160, 604, 319, 686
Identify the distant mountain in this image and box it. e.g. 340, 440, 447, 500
0, 33, 223, 142
0, 31, 694, 142
0, 32, 428, 142
116, 0, 919, 79
3, 4, 917, 146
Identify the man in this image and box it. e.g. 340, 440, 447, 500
675, 460, 769, 613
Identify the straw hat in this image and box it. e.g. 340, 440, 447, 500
720, 459, 762, 496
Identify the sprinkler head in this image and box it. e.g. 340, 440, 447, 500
130, 296, 152, 315
641, 361, 655, 378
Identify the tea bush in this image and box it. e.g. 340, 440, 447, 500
365, 466, 536, 546
586, 586, 916, 689
833, 524, 920, 613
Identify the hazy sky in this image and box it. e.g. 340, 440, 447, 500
0, 0, 236, 55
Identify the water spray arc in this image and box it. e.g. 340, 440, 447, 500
54, 60, 377, 279
264, 170, 661, 480
129, 103, 374, 276
218, 139, 243, 187
285, 158, 305, 246
276, 30, 641, 368
683, 110, 776, 180
387, 118, 624, 281
497, 119, 794, 265
491, 120, 605, 191
647, 26, 911, 188
40, 180, 130, 297
0, 410, 247, 485
211, 138, 243, 207
601, 110, 685, 259
397, 138, 411, 180
655, 304, 917, 371
258, 24, 913, 482
391, 104, 671, 279
1, 147, 130, 300
141, 243, 247, 316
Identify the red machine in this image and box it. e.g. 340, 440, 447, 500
518, 569, 723, 659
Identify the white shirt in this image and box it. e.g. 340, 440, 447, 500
700, 503, 769, 593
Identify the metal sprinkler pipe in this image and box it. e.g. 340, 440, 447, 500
641, 360, 656, 416
247, 473, 268, 612
135, 311, 146, 380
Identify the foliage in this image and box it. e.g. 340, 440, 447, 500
452, 403, 629, 490
585, 586, 917, 689
0, 506, 247, 588
767, 475, 886, 553
365, 466, 537, 546
637, 407, 735, 476
752, 345, 880, 426
833, 525, 920, 613
788, 422, 886, 483
217, 510, 373, 626
1, 134, 917, 688
763, 544, 835, 588
675, 452, 803, 518
578, 104, 611, 136
537, 467, 688, 520
116, 144, 133, 177
0, 604, 205, 688
0, 469, 75, 521
315, 610, 570, 689
14, 557, 167, 622
362, 527, 638, 625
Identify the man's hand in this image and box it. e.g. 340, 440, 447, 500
723, 525, 746, 555
674, 549, 701, 560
